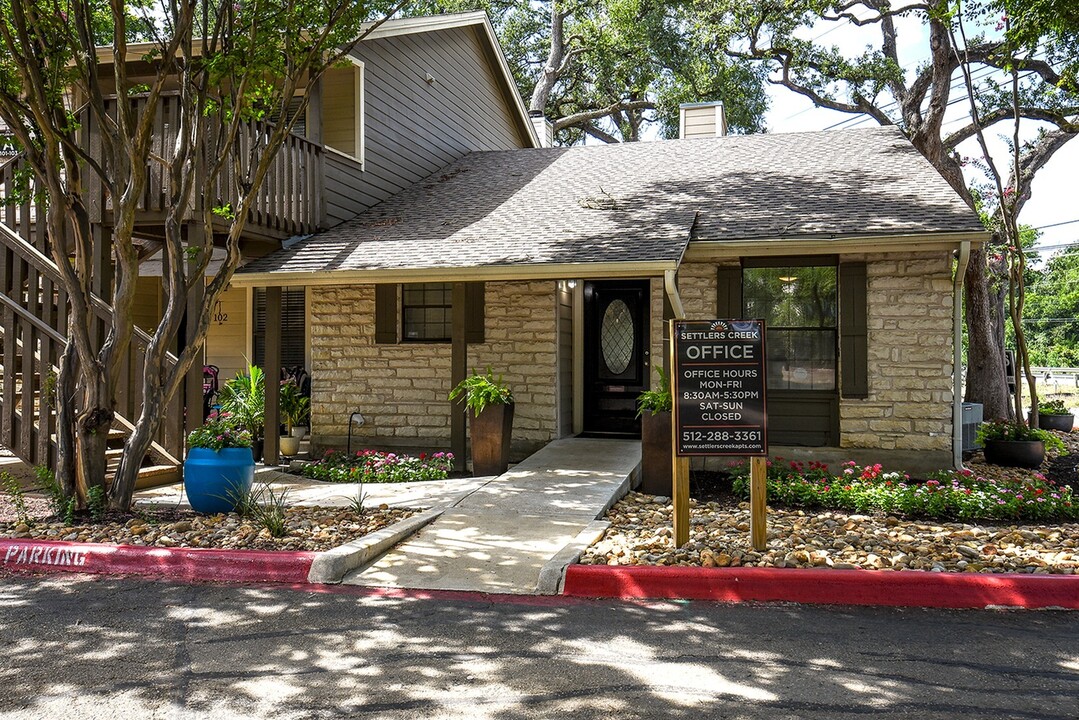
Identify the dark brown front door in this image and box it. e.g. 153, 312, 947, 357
583, 280, 650, 436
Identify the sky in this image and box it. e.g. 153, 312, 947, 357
754, 13, 1078, 258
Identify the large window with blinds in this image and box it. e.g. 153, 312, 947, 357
252, 287, 306, 369
742, 264, 838, 391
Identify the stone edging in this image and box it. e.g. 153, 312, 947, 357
307, 508, 443, 583
536, 520, 610, 595
562, 564, 1079, 610
0, 538, 317, 584
0, 509, 442, 586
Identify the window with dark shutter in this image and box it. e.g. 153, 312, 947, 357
375, 282, 484, 344
253, 287, 306, 368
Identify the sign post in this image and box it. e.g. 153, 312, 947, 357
670, 319, 769, 550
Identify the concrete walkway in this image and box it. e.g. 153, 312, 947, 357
132, 437, 640, 594
342, 437, 640, 595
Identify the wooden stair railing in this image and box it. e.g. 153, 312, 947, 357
0, 157, 184, 478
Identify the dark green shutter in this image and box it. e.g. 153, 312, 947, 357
465, 281, 484, 344
374, 284, 397, 344
717, 266, 742, 317
840, 263, 869, 398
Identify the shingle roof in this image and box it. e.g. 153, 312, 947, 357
239, 126, 984, 279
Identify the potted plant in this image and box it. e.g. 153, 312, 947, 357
636, 367, 673, 495
184, 418, 255, 514
279, 379, 310, 457
1032, 398, 1074, 433
449, 368, 514, 476
977, 420, 1064, 469
218, 363, 266, 461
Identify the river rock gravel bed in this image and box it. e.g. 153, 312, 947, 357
579, 492, 1079, 574
0, 505, 416, 552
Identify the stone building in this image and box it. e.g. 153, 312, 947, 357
235, 125, 987, 474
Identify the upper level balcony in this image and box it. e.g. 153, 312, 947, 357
99, 93, 326, 242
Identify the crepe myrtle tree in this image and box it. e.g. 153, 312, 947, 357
0, 0, 408, 510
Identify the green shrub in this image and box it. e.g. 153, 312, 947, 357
730, 459, 1077, 523
448, 368, 513, 415
187, 418, 253, 450
1038, 398, 1070, 415
976, 420, 1066, 454
636, 367, 672, 416
1, 471, 32, 526
294, 449, 453, 484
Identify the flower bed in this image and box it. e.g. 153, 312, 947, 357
292, 450, 454, 484
731, 459, 1077, 523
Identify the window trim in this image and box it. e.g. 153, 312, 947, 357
321, 58, 365, 169
741, 260, 840, 393
401, 282, 453, 343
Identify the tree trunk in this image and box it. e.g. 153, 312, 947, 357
964, 248, 1012, 420
111, 391, 163, 511
74, 370, 113, 504
55, 341, 78, 497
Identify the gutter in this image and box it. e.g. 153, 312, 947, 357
229, 259, 680, 288
952, 239, 971, 470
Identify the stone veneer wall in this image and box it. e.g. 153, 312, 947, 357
674, 253, 954, 454
308, 280, 560, 458
840, 252, 954, 452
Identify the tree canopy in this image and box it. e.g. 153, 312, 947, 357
684, 0, 1078, 420
412, 0, 769, 143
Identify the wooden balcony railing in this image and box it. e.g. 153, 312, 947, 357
103, 94, 324, 237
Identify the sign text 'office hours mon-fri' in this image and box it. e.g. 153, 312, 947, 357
672, 319, 767, 456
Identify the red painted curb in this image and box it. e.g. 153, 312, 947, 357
0, 539, 316, 585
563, 564, 1079, 610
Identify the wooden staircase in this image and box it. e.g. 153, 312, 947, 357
0, 156, 183, 489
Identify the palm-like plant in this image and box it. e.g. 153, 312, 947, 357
218, 364, 266, 440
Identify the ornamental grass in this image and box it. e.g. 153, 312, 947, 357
731, 459, 1077, 523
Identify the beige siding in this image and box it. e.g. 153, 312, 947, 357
309, 280, 559, 460
556, 283, 573, 436
682, 106, 717, 139
322, 66, 357, 158
204, 286, 249, 382
131, 276, 161, 334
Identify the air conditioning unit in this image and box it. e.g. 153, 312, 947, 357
961, 402, 983, 453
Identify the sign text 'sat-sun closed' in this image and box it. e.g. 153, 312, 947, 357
672, 319, 768, 456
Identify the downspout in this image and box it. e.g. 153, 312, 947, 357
664, 268, 685, 320
953, 240, 971, 469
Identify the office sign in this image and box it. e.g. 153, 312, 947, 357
672, 319, 767, 456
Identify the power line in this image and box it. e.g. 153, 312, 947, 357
1036, 218, 1079, 231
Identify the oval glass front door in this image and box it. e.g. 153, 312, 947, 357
601, 299, 634, 375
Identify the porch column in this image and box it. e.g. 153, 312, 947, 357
450, 282, 468, 472
264, 285, 282, 465
183, 226, 206, 436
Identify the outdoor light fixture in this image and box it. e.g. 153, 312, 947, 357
778, 275, 798, 283
567, 279, 577, 289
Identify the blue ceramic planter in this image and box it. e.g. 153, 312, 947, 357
183, 447, 256, 514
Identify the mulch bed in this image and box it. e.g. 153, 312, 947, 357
0, 501, 416, 553
581, 432, 1079, 575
